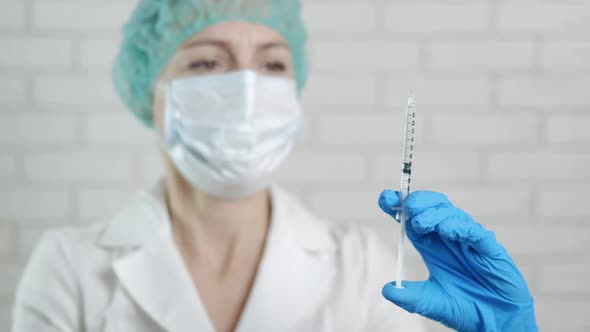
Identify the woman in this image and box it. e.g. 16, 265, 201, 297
12, 1, 538, 331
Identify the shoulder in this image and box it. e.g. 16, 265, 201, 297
25, 223, 103, 268
17, 223, 106, 295
36, 223, 105, 258
13, 223, 107, 330
19, 183, 167, 279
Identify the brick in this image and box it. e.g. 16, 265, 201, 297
537, 186, 590, 217
442, 185, 530, 218
84, 113, 155, 145
538, 261, 590, 294
498, 3, 590, 34
303, 3, 376, 33
488, 151, 590, 181
387, 78, 490, 107
80, 38, 121, 69
0, 154, 16, 179
143, 153, 165, 181
308, 189, 386, 221
316, 114, 424, 145
303, 75, 377, 106
507, 257, 535, 291
492, 224, 590, 256
0, 264, 22, 301
386, 3, 489, 34
34, 74, 118, 105
297, 115, 313, 145
77, 189, 135, 219
498, 76, 590, 108
25, 152, 136, 183
375, 151, 480, 184
0, 303, 11, 332
275, 151, 366, 184
33, 0, 135, 31
312, 41, 418, 70
0, 38, 72, 68
0, 2, 25, 29
535, 298, 590, 331
547, 114, 590, 143
0, 76, 26, 104
0, 114, 77, 144
0, 190, 69, 219
432, 112, 537, 145
542, 41, 590, 69
428, 41, 534, 70
0, 225, 16, 258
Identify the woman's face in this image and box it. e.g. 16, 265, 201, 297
152, 21, 295, 132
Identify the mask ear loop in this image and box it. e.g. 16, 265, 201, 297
153, 79, 174, 153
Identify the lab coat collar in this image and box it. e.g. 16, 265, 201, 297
97, 180, 337, 252
97, 180, 338, 331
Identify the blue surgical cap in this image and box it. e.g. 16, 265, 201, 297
112, 0, 308, 128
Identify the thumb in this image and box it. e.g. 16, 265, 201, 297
381, 280, 428, 314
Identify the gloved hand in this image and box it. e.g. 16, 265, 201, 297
378, 190, 538, 332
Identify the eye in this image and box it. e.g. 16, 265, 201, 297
265, 61, 286, 72
188, 60, 219, 71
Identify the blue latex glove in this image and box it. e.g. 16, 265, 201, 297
378, 190, 538, 332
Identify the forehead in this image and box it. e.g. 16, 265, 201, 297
181, 21, 289, 48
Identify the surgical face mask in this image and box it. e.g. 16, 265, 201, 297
163, 70, 303, 199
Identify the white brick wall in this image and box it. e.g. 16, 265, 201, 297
1, 1, 589, 331
488, 151, 590, 182
303, 3, 375, 33
312, 40, 419, 70
0, 190, 70, 219
0, 2, 25, 30
0, 154, 16, 180
34, 74, 119, 105
0, 114, 77, 144
33, 1, 136, 31
0, 76, 26, 104
431, 112, 537, 146
427, 40, 534, 70
24, 151, 138, 183
385, 3, 489, 34
542, 41, 590, 70
497, 3, 590, 34
80, 38, 121, 70
498, 76, 590, 108
0, 37, 73, 68
547, 114, 590, 143
387, 77, 490, 107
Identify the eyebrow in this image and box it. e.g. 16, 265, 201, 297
183, 39, 289, 51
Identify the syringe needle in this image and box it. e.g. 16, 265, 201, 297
395, 211, 407, 289
395, 91, 416, 289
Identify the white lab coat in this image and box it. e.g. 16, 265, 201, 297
12, 181, 426, 332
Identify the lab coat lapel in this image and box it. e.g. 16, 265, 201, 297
100, 183, 215, 332
235, 187, 338, 331
113, 231, 215, 332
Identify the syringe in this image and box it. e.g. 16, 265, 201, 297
395, 92, 416, 289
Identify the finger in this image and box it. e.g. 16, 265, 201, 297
436, 211, 505, 257
410, 206, 457, 235
381, 280, 428, 314
404, 191, 453, 219
378, 190, 402, 219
